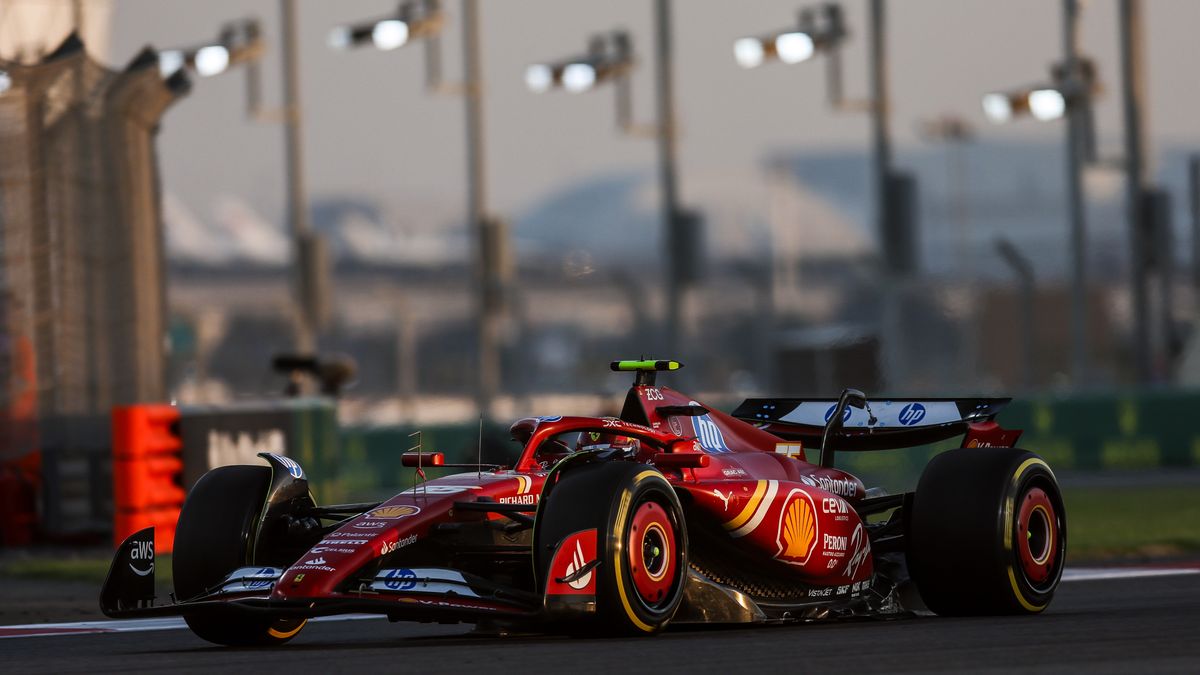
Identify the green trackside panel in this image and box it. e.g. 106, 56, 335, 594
336, 422, 519, 500
999, 391, 1200, 471
287, 399, 343, 503
311, 392, 1200, 504
1136, 391, 1198, 467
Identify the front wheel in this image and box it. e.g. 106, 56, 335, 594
907, 447, 1066, 615
536, 462, 688, 635
173, 465, 306, 646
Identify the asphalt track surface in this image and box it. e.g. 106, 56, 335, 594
2, 571, 1198, 674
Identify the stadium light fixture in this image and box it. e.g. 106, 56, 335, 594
981, 92, 1015, 124
157, 50, 186, 78
775, 31, 815, 64
193, 45, 231, 77
561, 62, 597, 93
328, 0, 443, 53
158, 20, 264, 80
524, 63, 554, 93
982, 57, 1096, 125
371, 19, 410, 50
732, 5, 843, 70
1028, 88, 1066, 121
732, 37, 765, 69
981, 86, 1070, 124
523, 33, 634, 96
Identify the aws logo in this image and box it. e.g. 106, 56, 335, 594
775, 490, 818, 566
127, 539, 154, 577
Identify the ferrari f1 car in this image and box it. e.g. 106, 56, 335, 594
100, 360, 1065, 645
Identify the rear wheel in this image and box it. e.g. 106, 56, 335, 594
536, 462, 687, 635
907, 447, 1066, 615
173, 465, 306, 646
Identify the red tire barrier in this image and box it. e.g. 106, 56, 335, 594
112, 405, 185, 553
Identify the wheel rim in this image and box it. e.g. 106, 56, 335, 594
628, 499, 677, 608
1016, 486, 1058, 585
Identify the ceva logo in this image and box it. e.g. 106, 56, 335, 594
898, 403, 926, 426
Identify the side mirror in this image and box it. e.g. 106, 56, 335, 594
843, 389, 867, 410
402, 452, 445, 468
820, 388, 868, 468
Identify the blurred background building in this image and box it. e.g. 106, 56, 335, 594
3, 0, 1200, 433
2, 0, 1200, 540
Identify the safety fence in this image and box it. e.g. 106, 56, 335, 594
0, 33, 187, 546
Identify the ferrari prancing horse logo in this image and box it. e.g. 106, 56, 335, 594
776, 489, 818, 566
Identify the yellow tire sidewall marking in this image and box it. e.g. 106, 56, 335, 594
1006, 457, 1052, 612
612, 470, 664, 633
267, 619, 307, 639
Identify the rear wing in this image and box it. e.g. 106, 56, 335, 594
731, 397, 1015, 451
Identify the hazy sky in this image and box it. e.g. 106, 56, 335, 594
91, 0, 1200, 229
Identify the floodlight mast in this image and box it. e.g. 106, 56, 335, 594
524, 4, 692, 364
330, 0, 505, 418
155, 9, 323, 354
732, 2, 916, 389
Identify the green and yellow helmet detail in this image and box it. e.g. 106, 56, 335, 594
610, 359, 683, 372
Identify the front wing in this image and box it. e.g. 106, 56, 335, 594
100, 528, 541, 624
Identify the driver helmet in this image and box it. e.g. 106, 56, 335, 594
576, 430, 638, 452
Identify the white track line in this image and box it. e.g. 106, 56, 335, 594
0, 613, 380, 639
1061, 567, 1200, 583
2, 567, 1197, 639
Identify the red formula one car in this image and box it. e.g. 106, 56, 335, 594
100, 360, 1066, 645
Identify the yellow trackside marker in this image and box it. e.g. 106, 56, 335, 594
723, 480, 768, 532
267, 619, 307, 639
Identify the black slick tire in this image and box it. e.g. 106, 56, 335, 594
536, 462, 687, 635
173, 465, 306, 646
907, 446, 1066, 615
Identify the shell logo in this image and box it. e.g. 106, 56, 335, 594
368, 505, 421, 519
775, 489, 818, 566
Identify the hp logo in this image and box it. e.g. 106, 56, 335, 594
898, 403, 926, 426
246, 568, 275, 590
824, 404, 852, 424
689, 401, 731, 453
384, 568, 417, 591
